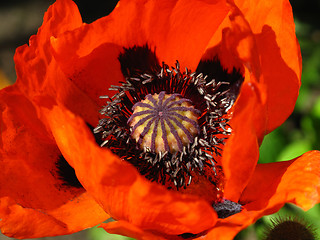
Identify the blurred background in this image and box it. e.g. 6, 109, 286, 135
0, 0, 319, 239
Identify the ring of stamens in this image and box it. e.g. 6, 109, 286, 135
94, 58, 241, 190
128, 91, 200, 153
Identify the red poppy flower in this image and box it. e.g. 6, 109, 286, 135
1, 0, 319, 240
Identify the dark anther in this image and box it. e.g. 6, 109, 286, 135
118, 44, 161, 78
56, 155, 83, 188
212, 199, 242, 219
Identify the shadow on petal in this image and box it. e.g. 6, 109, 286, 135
0, 87, 108, 238
45, 104, 218, 236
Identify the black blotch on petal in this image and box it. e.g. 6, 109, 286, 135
55, 124, 100, 188
56, 155, 83, 189
196, 58, 244, 108
118, 44, 161, 78
179, 233, 199, 239
212, 199, 242, 219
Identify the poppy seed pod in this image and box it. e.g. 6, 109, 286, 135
263, 216, 317, 240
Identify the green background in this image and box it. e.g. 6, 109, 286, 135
0, 0, 319, 239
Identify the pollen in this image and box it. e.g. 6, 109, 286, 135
128, 91, 200, 153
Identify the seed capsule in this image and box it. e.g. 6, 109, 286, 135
128, 91, 200, 153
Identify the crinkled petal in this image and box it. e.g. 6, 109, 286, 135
50, 0, 232, 104
0, 87, 108, 238
45, 104, 218, 236
52, 0, 231, 67
15, 0, 82, 97
234, 0, 301, 132
13, 0, 100, 125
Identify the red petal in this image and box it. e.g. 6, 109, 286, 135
101, 221, 166, 240
241, 150, 320, 210
201, 0, 300, 135
45, 104, 218, 235
203, 151, 320, 240
199, 1, 268, 141
51, 41, 125, 107
0, 87, 108, 238
203, 208, 263, 240
13, 0, 100, 125
50, 0, 231, 102
201, 1, 260, 78
222, 81, 266, 201
234, 0, 301, 132
119, 0, 231, 68
15, 0, 82, 97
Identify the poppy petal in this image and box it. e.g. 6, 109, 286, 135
222, 81, 266, 201
13, 0, 100, 125
50, 40, 125, 107
101, 220, 211, 240
15, 0, 82, 97
101, 220, 166, 240
120, 0, 231, 68
203, 150, 320, 240
0, 87, 108, 238
234, 0, 301, 132
45, 104, 218, 235
201, 0, 260, 79
241, 150, 320, 210
203, 209, 261, 240
50, 0, 231, 102
201, 0, 300, 136
199, 1, 268, 140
